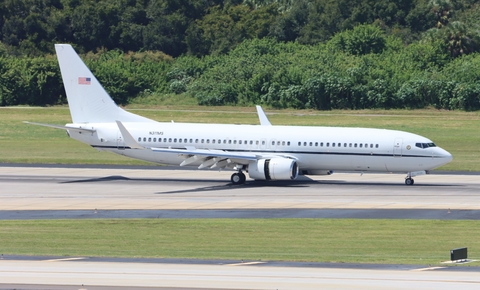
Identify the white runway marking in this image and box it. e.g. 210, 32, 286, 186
226, 261, 266, 266
44, 257, 86, 262
411, 266, 447, 271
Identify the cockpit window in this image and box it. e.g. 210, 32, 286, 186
415, 142, 437, 149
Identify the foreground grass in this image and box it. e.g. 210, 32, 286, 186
0, 219, 478, 266
1, 106, 479, 170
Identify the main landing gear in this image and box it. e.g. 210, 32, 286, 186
231, 171, 246, 185
405, 177, 414, 185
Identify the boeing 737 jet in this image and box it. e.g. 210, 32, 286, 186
26, 44, 452, 185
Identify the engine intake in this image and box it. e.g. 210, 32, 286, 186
248, 158, 298, 181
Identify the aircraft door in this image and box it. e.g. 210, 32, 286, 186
117, 132, 126, 151
393, 138, 402, 157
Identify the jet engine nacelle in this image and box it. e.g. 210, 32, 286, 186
248, 158, 299, 181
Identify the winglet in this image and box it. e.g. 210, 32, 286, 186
115, 121, 144, 149
256, 105, 272, 126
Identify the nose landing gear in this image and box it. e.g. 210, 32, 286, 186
404, 170, 426, 185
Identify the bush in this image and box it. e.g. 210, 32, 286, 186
327, 24, 387, 55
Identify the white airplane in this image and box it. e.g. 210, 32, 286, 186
26, 44, 452, 185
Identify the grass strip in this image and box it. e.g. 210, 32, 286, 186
0, 219, 479, 266
1, 106, 479, 171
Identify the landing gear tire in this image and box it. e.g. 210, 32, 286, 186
231, 172, 246, 185
405, 178, 414, 186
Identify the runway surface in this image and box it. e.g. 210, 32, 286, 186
2, 165, 480, 289
1, 256, 480, 290
1, 165, 480, 217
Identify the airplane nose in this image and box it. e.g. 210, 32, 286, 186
437, 148, 453, 165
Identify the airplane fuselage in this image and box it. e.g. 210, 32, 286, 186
67, 121, 452, 174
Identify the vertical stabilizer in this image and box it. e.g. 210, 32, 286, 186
55, 44, 153, 124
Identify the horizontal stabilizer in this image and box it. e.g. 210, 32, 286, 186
23, 121, 96, 133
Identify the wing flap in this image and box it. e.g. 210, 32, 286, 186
151, 147, 259, 163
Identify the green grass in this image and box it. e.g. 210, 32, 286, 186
0, 219, 479, 266
1, 106, 479, 170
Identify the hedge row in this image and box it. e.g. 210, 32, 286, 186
1, 34, 479, 110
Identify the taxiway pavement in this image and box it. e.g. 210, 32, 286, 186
1, 257, 480, 290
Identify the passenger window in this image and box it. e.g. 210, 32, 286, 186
163, 138, 167, 142
262, 141, 265, 145
206, 139, 210, 144
338, 143, 341, 147
365, 143, 367, 148
320, 142, 324, 147
349, 143, 352, 147
153, 138, 156, 142
278, 141, 281, 146
229, 140, 232, 144
201, 139, 204, 143
239, 140, 242, 145
138, 137, 141, 142
287, 141, 290, 146
354, 143, 357, 148
298, 142, 301, 146
309, 142, 312, 146
245, 140, 247, 145
370, 144, 373, 148
250, 141, 253, 145
326, 143, 329, 147
360, 144, 363, 148
332, 143, 335, 147
304, 142, 307, 146
256, 141, 259, 145
282, 141, 285, 146
189, 139, 192, 143
344, 143, 347, 147
143, 137, 147, 142
168, 138, 172, 142
173, 138, 177, 143
375, 144, 379, 148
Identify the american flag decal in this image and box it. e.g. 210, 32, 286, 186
78, 77, 91, 85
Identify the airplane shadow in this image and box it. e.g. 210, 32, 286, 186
61, 175, 459, 195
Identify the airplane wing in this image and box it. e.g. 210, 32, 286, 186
115, 121, 145, 149
24, 121, 96, 133
115, 120, 293, 169
256, 105, 272, 126
150, 147, 259, 168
